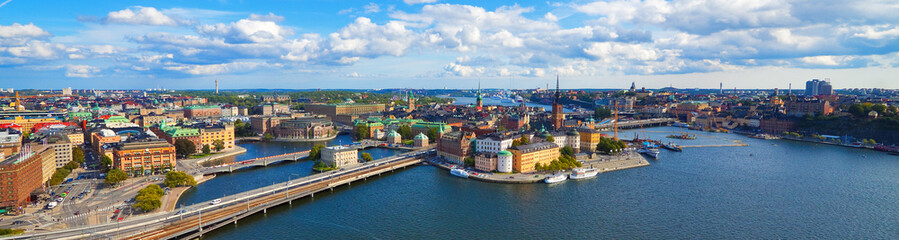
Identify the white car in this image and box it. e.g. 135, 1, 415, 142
210, 199, 222, 205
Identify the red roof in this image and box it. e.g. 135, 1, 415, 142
0, 123, 22, 129
32, 122, 71, 132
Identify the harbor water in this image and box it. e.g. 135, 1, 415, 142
184, 127, 898, 239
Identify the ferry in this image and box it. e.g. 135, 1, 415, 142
637, 148, 660, 159
569, 168, 599, 180
661, 142, 683, 152
544, 173, 568, 184
450, 168, 470, 178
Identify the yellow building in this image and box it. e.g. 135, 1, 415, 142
509, 142, 560, 173
198, 124, 235, 151
0, 117, 59, 135
579, 129, 604, 153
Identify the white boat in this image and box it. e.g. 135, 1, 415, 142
569, 168, 599, 180
637, 148, 660, 159
544, 173, 568, 184
450, 168, 470, 178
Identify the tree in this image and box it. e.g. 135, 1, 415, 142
263, 133, 274, 141
594, 107, 612, 119
596, 137, 626, 154
100, 155, 112, 171
202, 144, 211, 154
427, 127, 439, 142
72, 147, 85, 164
560, 146, 574, 157
354, 124, 371, 140
872, 104, 887, 115
398, 125, 413, 140
309, 144, 326, 160
518, 135, 530, 145
134, 185, 163, 212
213, 140, 225, 152
49, 168, 71, 186
361, 153, 373, 162
164, 171, 198, 188
497, 125, 507, 132
463, 157, 475, 167
546, 135, 555, 142
174, 139, 197, 158
63, 161, 80, 171
105, 169, 128, 186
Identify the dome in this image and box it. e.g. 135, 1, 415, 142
414, 132, 428, 140
386, 130, 400, 137
540, 131, 552, 138
567, 129, 580, 136
497, 150, 512, 157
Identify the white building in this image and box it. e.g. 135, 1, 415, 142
475, 133, 519, 153
321, 146, 358, 168
497, 150, 513, 173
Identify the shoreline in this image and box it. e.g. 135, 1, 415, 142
270, 134, 339, 142
428, 152, 650, 184
194, 145, 248, 165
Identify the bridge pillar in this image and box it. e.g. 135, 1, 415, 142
229, 166, 232, 172
264, 159, 268, 166
264, 208, 267, 214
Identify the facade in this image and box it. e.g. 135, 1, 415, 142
253, 103, 290, 116
437, 131, 476, 165
475, 132, 518, 153
474, 152, 497, 172
0, 146, 45, 209
551, 77, 564, 130
0, 117, 60, 135
386, 130, 402, 144
250, 116, 291, 135
578, 129, 604, 153
805, 79, 834, 96
39, 134, 72, 168
785, 99, 833, 116
509, 142, 560, 173
305, 104, 385, 117
414, 133, 429, 148
497, 150, 513, 173
113, 139, 176, 174
321, 146, 358, 169
198, 124, 235, 151
32, 144, 56, 185
760, 117, 798, 134
183, 105, 222, 118
153, 125, 201, 151
272, 118, 335, 140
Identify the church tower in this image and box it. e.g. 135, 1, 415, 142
551, 75, 564, 130
476, 82, 483, 111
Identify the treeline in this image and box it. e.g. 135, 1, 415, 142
535, 146, 582, 171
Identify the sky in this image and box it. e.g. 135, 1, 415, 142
1, 0, 898, 90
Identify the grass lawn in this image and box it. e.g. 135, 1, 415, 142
188, 152, 219, 159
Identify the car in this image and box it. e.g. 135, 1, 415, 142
74, 211, 80, 215
210, 199, 222, 205
11, 220, 25, 225
113, 209, 120, 214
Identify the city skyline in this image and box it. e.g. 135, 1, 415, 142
2, 0, 899, 89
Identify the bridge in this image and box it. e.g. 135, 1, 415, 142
594, 118, 676, 131
11, 149, 434, 240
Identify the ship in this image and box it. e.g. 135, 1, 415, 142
637, 147, 660, 159
666, 134, 697, 140
450, 168, 470, 178
661, 142, 683, 152
569, 168, 599, 180
544, 173, 568, 184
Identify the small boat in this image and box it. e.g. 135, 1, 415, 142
637, 148, 660, 159
666, 134, 696, 140
450, 168, 470, 178
569, 168, 598, 180
544, 173, 568, 184
751, 133, 780, 140
661, 142, 683, 152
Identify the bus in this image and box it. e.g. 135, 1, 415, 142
47, 201, 58, 209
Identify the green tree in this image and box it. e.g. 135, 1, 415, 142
164, 171, 198, 188
202, 144, 211, 154
360, 153, 373, 162
463, 157, 475, 167
518, 135, 530, 145
263, 133, 274, 141
497, 125, 507, 132
546, 135, 555, 142
213, 139, 225, 152
596, 137, 626, 154
560, 146, 574, 157
174, 139, 197, 158
309, 144, 326, 160
594, 107, 612, 119
398, 125, 413, 140
72, 147, 85, 164
63, 161, 79, 170
872, 104, 887, 115
100, 155, 112, 171
104, 169, 128, 186
354, 124, 371, 140
49, 168, 71, 186
133, 185, 163, 212
427, 127, 439, 142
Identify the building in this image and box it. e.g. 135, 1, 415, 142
414, 133, 429, 148
508, 142, 560, 173
579, 129, 604, 153
198, 124, 235, 151
475, 132, 519, 153
437, 131, 476, 165
253, 103, 290, 116
183, 105, 222, 118
475, 83, 483, 111
785, 99, 833, 116
0, 116, 60, 135
272, 118, 335, 140
153, 125, 200, 152
37, 134, 72, 168
113, 139, 176, 174
321, 146, 358, 169
0, 146, 45, 209
759, 116, 797, 134
497, 150, 513, 173
551, 76, 564, 130
261, 95, 291, 102
305, 104, 385, 122
474, 152, 497, 172
250, 116, 291, 135
805, 79, 834, 96
386, 130, 401, 144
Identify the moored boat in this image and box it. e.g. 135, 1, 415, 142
544, 173, 568, 183
637, 148, 660, 159
661, 142, 683, 152
569, 168, 599, 180
450, 168, 470, 178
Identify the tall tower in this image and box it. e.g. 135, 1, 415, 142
215, 79, 219, 94
719, 82, 723, 95
551, 75, 564, 130
476, 82, 483, 111
407, 91, 416, 112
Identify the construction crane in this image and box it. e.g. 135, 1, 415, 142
613, 100, 619, 140
0, 91, 65, 110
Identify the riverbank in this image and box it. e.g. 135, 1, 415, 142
159, 174, 215, 212
428, 151, 650, 184
271, 134, 339, 142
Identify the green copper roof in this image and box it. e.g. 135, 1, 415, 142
497, 150, 512, 156
414, 132, 428, 140
386, 130, 400, 137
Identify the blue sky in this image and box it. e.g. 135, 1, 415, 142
1, 0, 898, 90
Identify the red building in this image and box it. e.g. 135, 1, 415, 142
0, 146, 45, 209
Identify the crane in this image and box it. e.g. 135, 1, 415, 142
0, 91, 66, 110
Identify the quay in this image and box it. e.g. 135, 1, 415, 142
428, 151, 650, 184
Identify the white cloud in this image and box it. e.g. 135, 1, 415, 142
800, 55, 853, 66
248, 13, 285, 22
105, 6, 182, 26
403, 0, 438, 5
65, 65, 100, 78
364, 3, 380, 14
197, 19, 293, 43
0, 23, 50, 38
164, 61, 270, 75
852, 24, 899, 40
544, 12, 558, 22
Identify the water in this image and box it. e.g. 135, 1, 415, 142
176, 134, 407, 206
190, 127, 898, 239
452, 97, 576, 112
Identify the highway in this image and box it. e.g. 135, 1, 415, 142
7, 148, 435, 240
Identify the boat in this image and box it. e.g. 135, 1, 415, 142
544, 173, 568, 184
569, 168, 599, 180
751, 133, 780, 140
661, 142, 683, 152
666, 134, 696, 140
637, 148, 660, 159
450, 168, 470, 178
